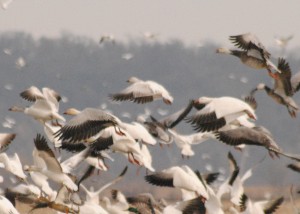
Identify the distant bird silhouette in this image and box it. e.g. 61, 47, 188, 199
99, 34, 115, 44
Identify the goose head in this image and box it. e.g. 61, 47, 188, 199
216, 47, 232, 54
63, 108, 81, 115
127, 76, 141, 83
8, 106, 25, 112
256, 83, 266, 90
195, 96, 213, 105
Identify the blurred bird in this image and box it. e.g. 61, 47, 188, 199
0, 0, 13, 10
56, 107, 122, 143
274, 35, 293, 48
9, 86, 65, 125
214, 126, 300, 161
239, 193, 284, 214
0, 152, 27, 181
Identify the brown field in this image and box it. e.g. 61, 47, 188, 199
15, 186, 300, 214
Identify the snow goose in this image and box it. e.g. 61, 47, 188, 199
118, 120, 157, 146
109, 76, 174, 105
81, 166, 127, 204
51, 165, 96, 211
29, 190, 79, 214
223, 152, 264, 206
141, 100, 195, 145
0, 152, 27, 181
26, 170, 56, 200
217, 33, 280, 79
250, 58, 299, 117
60, 143, 110, 173
56, 107, 123, 143
99, 34, 115, 44
24, 134, 78, 191
168, 129, 214, 158
0, 133, 16, 153
145, 165, 209, 200
92, 126, 144, 166
142, 115, 173, 145
185, 96, 256, 132
214, 126, 300, 161
0, 195, 19, 214
216, 152, 240, 200
134, 144, 155, 172
9, 86, 65, 125
239, 193, 284, 214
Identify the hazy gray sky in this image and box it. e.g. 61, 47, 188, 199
0, 0, 299, 48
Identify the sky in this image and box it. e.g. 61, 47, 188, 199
0, 0, 299, 49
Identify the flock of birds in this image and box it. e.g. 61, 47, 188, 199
0, 32, 300, 214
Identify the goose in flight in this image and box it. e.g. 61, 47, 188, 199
24, 134, 78, 191
9, 86, 65, 125
55, 107, 123, 143
185, 96, 256, 132
214, 126, 300, 161
81, 166, 128, 205
60, 143, 110, 173
141, 99, 195, 145
218, 152, 264, 206
168, 129, 214, 158
145, 165, 209, 200
109, 76, 174, 105
91, 126, 144, 167
118, 121, 157, 146
249, 58, 300, 117
239, 193, 284, 214
43, 121, 63, 148
0, 152, 27, 181
216, 33, 279, 79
